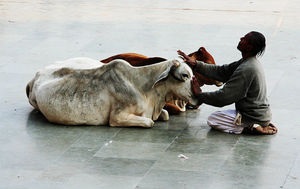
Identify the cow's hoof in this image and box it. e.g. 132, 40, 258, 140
158, 109, 169, 121
144, 119, 155, 128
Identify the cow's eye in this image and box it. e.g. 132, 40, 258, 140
182, 74, 189, 79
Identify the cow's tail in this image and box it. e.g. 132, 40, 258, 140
26, 79, 33, 98
26, 78, 39, 110
26, 82, 30, 98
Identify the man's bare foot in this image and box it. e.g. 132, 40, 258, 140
243, 123, 278, 135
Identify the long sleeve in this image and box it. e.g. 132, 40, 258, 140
193, 59, 243, 83
198, 64, 250, 107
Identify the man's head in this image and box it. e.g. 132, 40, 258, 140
237, 31, 266, 57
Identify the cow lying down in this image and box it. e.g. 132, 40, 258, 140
26, 57, 198, 127
100, 47, 223, 114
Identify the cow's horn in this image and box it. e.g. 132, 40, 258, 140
172, 59, 180, 67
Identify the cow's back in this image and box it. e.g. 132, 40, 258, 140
27, 58, 113, 125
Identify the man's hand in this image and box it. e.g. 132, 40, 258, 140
191, 77, 203, 106
191, 76, 202, 96
177, 50, 197, 68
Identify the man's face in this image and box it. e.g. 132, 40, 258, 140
237, 33, 253, 53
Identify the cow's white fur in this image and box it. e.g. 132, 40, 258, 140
26, 57, 198, 127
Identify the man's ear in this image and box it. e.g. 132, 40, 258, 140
247, 43, 255, 54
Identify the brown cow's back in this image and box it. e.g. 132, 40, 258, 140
101, 53, 166, 66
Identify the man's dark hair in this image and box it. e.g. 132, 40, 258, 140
249, 31, 266, 57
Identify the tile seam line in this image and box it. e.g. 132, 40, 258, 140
87, 5, 283, 14
280, 151, 299, 188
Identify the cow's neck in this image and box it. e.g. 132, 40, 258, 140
148, 81, 172, 120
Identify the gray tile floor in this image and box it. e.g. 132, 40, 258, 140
1, 1, 299, 189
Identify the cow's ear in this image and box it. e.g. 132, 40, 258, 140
152, 60, 179, 88
152, 67, 171, 88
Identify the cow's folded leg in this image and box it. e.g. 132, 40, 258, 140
109, 113, 154, 128
158, 109, 169, 121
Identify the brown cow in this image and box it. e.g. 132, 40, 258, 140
100, 47, 222, 114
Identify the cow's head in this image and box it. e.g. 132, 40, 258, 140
153, 60, 198, 107
188, 47, 223, 87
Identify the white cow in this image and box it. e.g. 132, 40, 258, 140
26, 57, 198, 127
